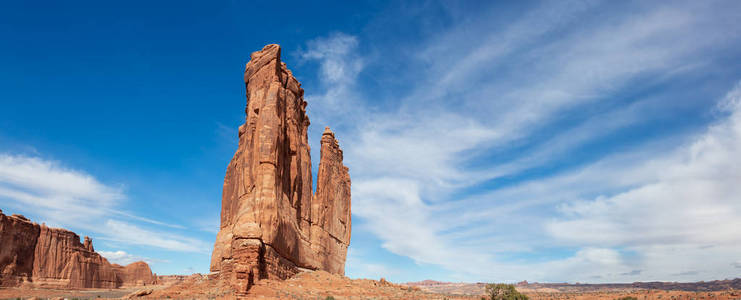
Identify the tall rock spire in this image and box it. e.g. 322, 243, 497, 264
210, 44, 351, 294
312, 126, 352, 273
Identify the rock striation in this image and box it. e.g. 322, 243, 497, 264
0, 211, 156, 288
210, 44, 352, 293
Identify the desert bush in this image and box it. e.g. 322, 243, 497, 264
486, 283, 529, 300
619, 297, 638, 300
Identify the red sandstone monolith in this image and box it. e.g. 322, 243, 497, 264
210, 44, 352, 294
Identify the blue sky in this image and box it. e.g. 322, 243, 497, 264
2, 0, 741, 283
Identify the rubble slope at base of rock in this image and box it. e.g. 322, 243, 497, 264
0, 210, 157, 289
210, 44, 352, 294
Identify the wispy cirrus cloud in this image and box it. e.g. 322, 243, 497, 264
299, 32, 365, 126
103, 220, 210, 253
98, 250, 144, 265
299, 0, 741, 283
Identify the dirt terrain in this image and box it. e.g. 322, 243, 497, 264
525, 290, 741, 300
406, 280, 741, 300
3, 272, 741, 299
145, 270, 475, 299
0, 286, 141, 299
407, 279, 741, 297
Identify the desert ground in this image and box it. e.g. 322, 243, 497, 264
3, 271, 740, 300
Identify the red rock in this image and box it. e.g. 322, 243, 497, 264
31, 224, 120, 288
210, 44, 352, 294
0, 213, 39, 287
0, 211, 156, 289
112, 261, 158, 287
311, 126, 352, 274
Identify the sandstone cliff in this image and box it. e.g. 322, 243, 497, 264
0, 210, 156, 288
0, 210, 39, 287
210, 44, 352, 293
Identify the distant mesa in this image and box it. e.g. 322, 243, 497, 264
0, 211, 156, 289
210, 44, 352, 294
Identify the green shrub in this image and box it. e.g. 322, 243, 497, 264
325, 296, 336, 300
485, 283, 529, 300
619, 297, 638, 300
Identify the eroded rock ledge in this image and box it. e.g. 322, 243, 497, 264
210, 44, 352, 294
0, 210, 157, 288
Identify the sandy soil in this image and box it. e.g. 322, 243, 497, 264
0, 286, 142, 299
146, 270, 477, 299
3, 274, 740, 300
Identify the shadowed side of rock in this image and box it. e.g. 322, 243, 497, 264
0, 211, 39, 287
210, 44, 352, 294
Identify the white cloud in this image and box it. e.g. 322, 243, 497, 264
300, 1, 741, 282
349, 113, 498, 188
0, 154, 122, 228
99, 250, 170, 267
103, 220, 210, 253
300, 32, 363, 86
0, 154, 122, 209
541, 83, 741, 280
436, 83, 741, 282
345, 249, 400, 280
98, 250, 148, 265
299, 32, 365, 125
0, 153, 207, 254
549, 83, 741, 247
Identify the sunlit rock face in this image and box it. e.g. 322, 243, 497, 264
0, 210, 156, 288
210, 44, 351, 294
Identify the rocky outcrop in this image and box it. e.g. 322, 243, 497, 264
311, 127, 352, 274
0, 211, 156, 288
112, 261, 158, 287
31, 223, 121, 288
210, 44, 352, 294
0, 211, 39, 287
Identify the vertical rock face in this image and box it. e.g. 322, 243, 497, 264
31, 224, 120, 288
0, 211, 156, 288
312, 127, 352, 274
0, 211, 39, 287
210, 44, 352, 293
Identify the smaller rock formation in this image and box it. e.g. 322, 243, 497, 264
0, 211, 157, 288
112, 261, 158, 287
311, 126, 352, 274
